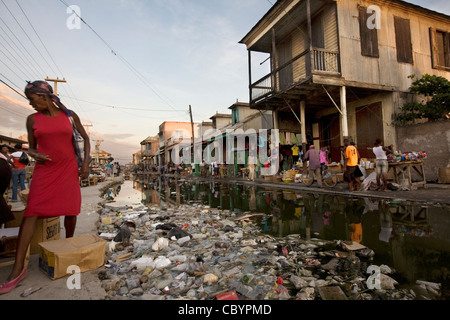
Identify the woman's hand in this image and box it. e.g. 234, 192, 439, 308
79, 162, 90, 180
33, 153, 52, 164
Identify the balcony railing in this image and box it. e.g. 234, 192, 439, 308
250, 48, 340, 104
312, 48, 340, 73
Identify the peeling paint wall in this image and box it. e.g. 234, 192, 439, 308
396, 120, 450, 181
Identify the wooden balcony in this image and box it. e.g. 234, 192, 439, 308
250, 48, 340, 106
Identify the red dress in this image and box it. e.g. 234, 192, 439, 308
24, 111, 81, 218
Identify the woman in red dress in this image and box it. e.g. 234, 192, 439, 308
0, 81, 90, 294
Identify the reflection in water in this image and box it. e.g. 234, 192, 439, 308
132, 177, 450, 296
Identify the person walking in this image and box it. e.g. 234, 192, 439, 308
10, 144, 28, 202
343, 139, 361, 192
372, 138, 393, 192
0, 80, 90, 295
303, 145, 323, 188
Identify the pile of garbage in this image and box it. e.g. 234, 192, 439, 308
95, 201, 437, 300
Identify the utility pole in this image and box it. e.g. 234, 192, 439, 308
83, 124, 93, 135
189, 105, 199, 176
189, 105, 195, 148
93, 139, 104, 165
45, 77, 66, 95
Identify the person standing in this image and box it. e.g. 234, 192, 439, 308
0, 80, 90, 294
303, 145, 323, 188
291, 144, 300, 164
0, 146, 15, 226
320, 146, 329, 169
372, 138, 393, 192
344, 139, 360, 192
0, 144, 15, 167
10, 144, 28, 202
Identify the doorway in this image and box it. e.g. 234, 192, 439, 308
356, 102, 383, 159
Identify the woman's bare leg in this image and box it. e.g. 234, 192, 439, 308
64, 216, 77, 238
7, 216, 38, 281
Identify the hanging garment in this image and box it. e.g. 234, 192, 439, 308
285, 132, 291, 145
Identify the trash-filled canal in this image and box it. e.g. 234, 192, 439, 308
100, 177, 449, 300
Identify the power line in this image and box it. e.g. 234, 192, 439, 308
0, 75, 27, 99
59, 0, 184, 115
0, 47, 31, 80
0, 16, 47, 77
58, 94, 187, 112
12, 0, 90, 120
1, 0, 57, 75
0, 104, 29, 117
15, 0, 62, 76
0, 32, 39, 80
0, 25, 42, 79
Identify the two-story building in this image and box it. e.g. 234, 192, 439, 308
158, 121, 199, 167
240, 0, 450, 162
140, 135, 159, 170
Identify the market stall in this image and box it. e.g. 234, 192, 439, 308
387, 152, 427, 189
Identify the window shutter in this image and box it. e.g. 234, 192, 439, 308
358, 6, 379, 58
394, 16, 413, 64
429, 27, 439, 68
445, 31, 450, 68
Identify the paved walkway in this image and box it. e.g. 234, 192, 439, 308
0, 179, 119, 300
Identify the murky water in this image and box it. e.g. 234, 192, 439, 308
119, 177, 450, 297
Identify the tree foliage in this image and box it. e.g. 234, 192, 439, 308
395, 74, 450, 124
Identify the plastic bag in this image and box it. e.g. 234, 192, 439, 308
152, 237, 169, 251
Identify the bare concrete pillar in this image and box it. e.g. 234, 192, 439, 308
300, 100, 307, 145
340, 86, 349, 141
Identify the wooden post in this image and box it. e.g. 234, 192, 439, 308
306, 0, 313, 75
248, 50, 252, 105
300, 100, 307, 172
272, 28, 278, 91
189, 105, 199, 176
45, 77, 66, 95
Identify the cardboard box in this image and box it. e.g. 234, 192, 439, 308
327, 163, 342, 173
0, 228, 20, 257
30, 217, 61, 254
39, 234, 107, 280
438, 167, 450, 184
5, 210, 61, 254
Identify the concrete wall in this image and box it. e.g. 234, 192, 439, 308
396, 120, 450, 181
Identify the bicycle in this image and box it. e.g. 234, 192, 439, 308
301, 165, 338, 188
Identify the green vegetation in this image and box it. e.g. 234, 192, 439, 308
395, 74, 450, 124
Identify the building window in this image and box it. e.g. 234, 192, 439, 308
358, 6, 379, 58
430, 28, 450, 70
232, 109, 239, 125
394, 16, 413, 64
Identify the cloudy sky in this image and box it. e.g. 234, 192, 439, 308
1, 0, 449, 163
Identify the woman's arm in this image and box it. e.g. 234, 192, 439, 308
70, 110, 91, 180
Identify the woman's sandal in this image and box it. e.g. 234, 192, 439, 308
0, 268, 27, 294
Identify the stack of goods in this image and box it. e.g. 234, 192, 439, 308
387, 151, 427, 163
